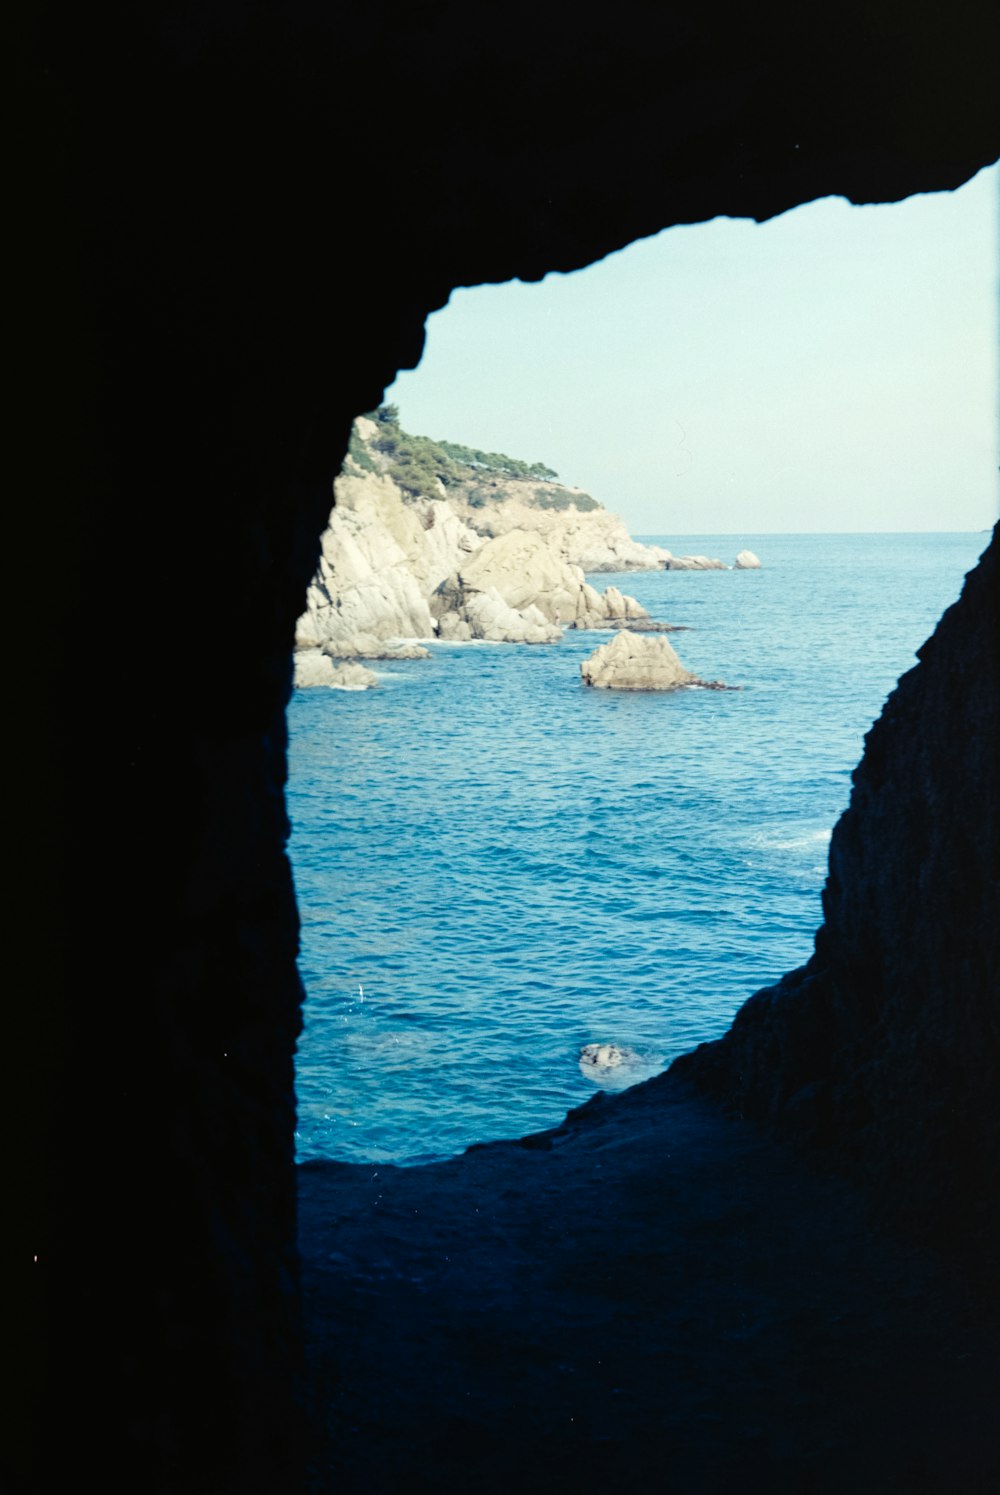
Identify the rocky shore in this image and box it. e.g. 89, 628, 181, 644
294, 415, 755, 684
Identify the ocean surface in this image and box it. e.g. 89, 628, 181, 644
289, 531, 989, 1165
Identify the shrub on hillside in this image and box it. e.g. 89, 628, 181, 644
533, 488, 600, 512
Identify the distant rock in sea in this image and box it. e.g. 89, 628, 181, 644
734, 550, 761, 569
581, 630, 730, 691
608, 616, 689, 632
664, 554, 727, 570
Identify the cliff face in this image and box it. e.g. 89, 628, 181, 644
294, 417, 666, 658
675, 525, 1000, 1262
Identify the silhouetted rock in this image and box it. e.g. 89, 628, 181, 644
676, 526, 1000, 1265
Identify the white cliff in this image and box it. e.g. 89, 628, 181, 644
295, 468, 470, 655
296, 415, 669, 660
451, 493, 674, 573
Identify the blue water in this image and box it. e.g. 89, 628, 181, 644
289, 531, 989, 1165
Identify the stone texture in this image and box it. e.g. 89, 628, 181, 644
455, 494, 673, 572
302, 471, 443, 649
436, 528, 648, 634
734, 549, 762, 568
461, 588, 562, 644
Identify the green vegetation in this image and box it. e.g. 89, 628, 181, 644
360, 406, 463, 500
436, 440, 558, 483
532, 487, 600, 512
466, 485, 510, 509
356, 406, 597, 510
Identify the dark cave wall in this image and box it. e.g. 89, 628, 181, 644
676, 527, 1000, 1258
16, 1, 999, 1489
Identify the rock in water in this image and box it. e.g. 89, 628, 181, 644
326, 662, 380, 689
664, 554, 727, 570
734, 549, 761, 569
579, 1043, 661, 1089
293, 651, 378, 690
579, 1042, 634, 1071
321, 636, 430, 660
581, 630, 713, 690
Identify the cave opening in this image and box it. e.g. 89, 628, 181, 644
24, 6, 1000, 1490
288, 169, 997, 1170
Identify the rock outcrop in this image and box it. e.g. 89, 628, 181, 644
319, 636, 430, 660
297, 418, 666, 657
431, 529, 649, 639
438, 589, 561, 644
295, 468, 456, 655
734, 549, 761, 569
580, 630, 726, 690
453, 492, 674, 572
293, 652, 378, 689
664, 554, 727, 570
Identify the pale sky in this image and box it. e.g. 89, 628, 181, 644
387, 163, 999, 534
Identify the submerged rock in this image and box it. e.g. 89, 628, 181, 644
321, 635, 430, 660
734, 549, 761, 569
578, 1042, 661, 1089
581, 630, 727, 691
579, 1042, 638, 1072
608, 616, 688, 632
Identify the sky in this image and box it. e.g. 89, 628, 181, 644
387, 163, 999, 535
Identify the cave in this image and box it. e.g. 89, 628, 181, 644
16, 4, 998, 1493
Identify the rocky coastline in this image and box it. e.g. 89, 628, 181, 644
294, 414, 756, 685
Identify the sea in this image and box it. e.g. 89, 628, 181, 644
289, 531, 990, 1166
